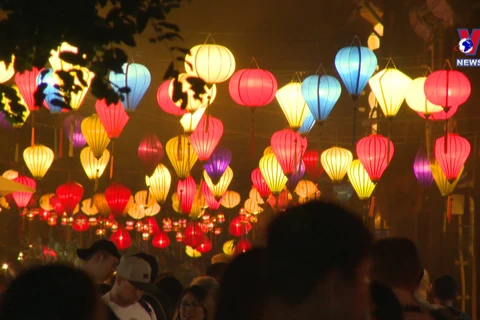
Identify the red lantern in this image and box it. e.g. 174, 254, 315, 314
424, 70, 471, 109
356, 134, 394, 183
110, 227, 132, 250
228, 69, 278, 107
234, 238, 252, 255
418, 105, 459, 121
49, 196, 65, 214
190, 115, 224, 161
201, 181, 222, 210
145, 217, 160, 235
137, 133, 164, 177
251, 168, 271, 199
95, 99, 130, 139
435, 133, 471, 182
72, 213, 89, 232
56, 181, 84, 215
177, 176, 196, 214
229, 216, 252, 237
268, 189, 291, 210
271, 129, 307, 176
15, 68, 41, 111
196, 238, 212, 253
302, 149, 324, 181
12, 176, 36, 209
156, 80, 187, 116
152, 231, 170, 249
183, 222, 205, 247
105, 182, 131, 216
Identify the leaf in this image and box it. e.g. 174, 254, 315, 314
118, 86, 131, 94
170, 46, 191, 55
122, 34, 136, 46
157, 32, 183, 42
136, 9, 149, 32
163, 62, 175, 80
59, 52, 86, 66
156, 21, 180, 32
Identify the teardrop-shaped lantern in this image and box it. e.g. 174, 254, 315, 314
109, 63, 151, 112
297, 108, 316, 136
156, 80, 187, 116
23, 144, 54, 179
201, 180, 223, 210
413, 146, 434, 188
56, 181, 84, 215
80, 147, 110, 180
145, 164, 171, 204
180, 107, 207, 135
405, 77, 443, 116
15, 67, 41, 111
302, 149, 324, 181
259, 154, 288, 195
301, 75, 341, 123
320, 146, 353, 183
228, 68, 277, 107
431, 161, 463, 196
37, 69, 64, 113
95, 99, 130, 139
0, 56, 15, 83
177, 176, 197, 214
347, 159, 376, 200
138, 133, 164, 177
251, 168, 271, 199
275, 82, 309, 131
165, 135, 198, 179
12, 175, 36, 208
185, 44, 236, 84
424, 70, 471, 108
434, 133, 470, 182
356, 134, 394, 183
271, 129, 307, 176
203, 166, 233, 200
203, 147, 231, 185
105, 182, 132, 217
64, 114, 87, 149
81, 114, 110, 159
189, 115, 224, 161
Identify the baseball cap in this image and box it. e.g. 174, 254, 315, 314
116, 256, 157, 292
76, 240, 121, 261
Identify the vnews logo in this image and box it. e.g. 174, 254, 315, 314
455, 29, 480, 67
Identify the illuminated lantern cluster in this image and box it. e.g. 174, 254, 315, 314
301, 75, 341, 123
23, 145, 54, 179
276, 82, 309, 131
321, 146, 353, 183
185, 44, 236, 84
109, 63, 151, 112
228, 68, 277, 107
189, 115, 224, 161
434, 134, 470, 182
356, 134, 394, 183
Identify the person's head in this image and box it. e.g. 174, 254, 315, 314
157, 275, 184, 302
414, 269, 432, 302
206, 263, 228, 283
371, 237, 423, 293
190, 276, 219, 300
76, 240, 121, 283
370, 281, 403, 320
433, 275, 457, 306
0, 264, 107, 320
265, 201, 373, 320
176, 285, 214, 320
134, 252, 159, 283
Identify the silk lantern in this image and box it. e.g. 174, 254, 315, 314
259, 154, 288, 195
434, 134, 470, 182
189, 115, 223, 161
286, 161, 305, 191
63, 114, 86, 149
180, 107, 207, 135
0, 55, 15, 83
109, 63, 151, 112
405, 77, 443, 116
229, 68, 277, 107
301, 75, 341, 123
203, 147, 231, 184
297, 108, 316, 136
105, 182, 131, 217
185, 44, 236, 83
170, 73, 217, 112
138, 133, 164, 177
177, 176, 196, 214
201, 180, 223, 210
23, 145, 54, 179
110, 227, 132, 250
347, 159, 376, 200
295, 180, 317, 198
95, 99, 129, 139
165, 135, 198, 179
15, 67, 41, 111
413, 146, 434, 188
221, 190, 241, 209
321, 146, 353, 183
12, 175, 36, 208
145, 164, 171, 204
303, 149, 324, 181
56, 181, 84, 214
356, 134, 394, 183
271, 129, 307, 176
424, 70, 471, 109
49, 42, 78, 71
203, 166, 233, 200
36, 69, 64, 113
276, 82, 309, 131
156, 80, 187, 116
431, 160, 463, 197
152, 231, 170, 249
418, 105, 459, 121
251, 168, 271, 199
196, 238, 212, 253
81, 114, 110, 159
80, 147, 110, 180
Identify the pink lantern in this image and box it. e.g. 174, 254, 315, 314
156, 80, 187, 116
435, 133, 470, 182
271, 129, 307, 176
137, 133, 164, 177
12, 176, 36, 209
177, 176, 196, 214
189, 115, 223, 161
356, 134, 394, 183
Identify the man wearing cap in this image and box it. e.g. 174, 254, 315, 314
76, 240, 121, 294
103, 256, 158, 320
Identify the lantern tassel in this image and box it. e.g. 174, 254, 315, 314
109, 141, 115, 180
447, 195, 453, 223
59, 125, 64, 159
444, 118, 448, 153
249, 109, 255, 156
31, 114, 35, 148
369, 195, 376, 217
69, 120, 74, 157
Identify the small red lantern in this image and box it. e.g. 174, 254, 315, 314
234, 239, 252, 255
72, 213, 89, 232
268, 189, 291, 210
177, 176, 196, 214
302, 149, 324, 181
271, 129, 307, 176
145, 217, 160, 235
229, 216, 252, 237
183, 223, 205, 247
156, 80, 187, 116
228, 68, 278, 107
356, 134, 394, 183
175, 232, 184, 242
110, 227, 132, 250
12, 176, 36, 209
95, 99, 130, 139
137, 133, 164, 177
105, 182, 131, 216
435, 133, 471, 182
152, 231, 170, 249
49, 196, 65, 214
424, 70, 471, 108
56, 181, 84, 215
201, 181, 222, 211
251, 168, 271, 199
15, 68, 42, 111
189, 115, 224, 161
196, 238, 212, 253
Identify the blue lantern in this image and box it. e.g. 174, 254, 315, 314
36, 69, 64, 114
109, 63, 151, 112
298, 107, 315, 136
334, 46, 377, 100
301, 75, 341, 123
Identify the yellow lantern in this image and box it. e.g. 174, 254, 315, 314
368, 33, 380, 51
0, 197, 10, 209
2, 85, 30, 128
3, 170, 18, 180
185, 44, 236, 84
259, 154, 288, 195
185, 245, 202, 258
134, 190, 156, 208
144, 203, 161, 217
368, 68, 412, 119
169, 73, 217, 112
23, 144, 54, 179
347, 160, 376, 200
39, 193, 55, 211
81, 199, 99, 216
165, 135, 198, 179
123, 196, 134, 215
321, 146, 353, 183
81, 114, 110, 159
0, 55, 15, 83
244, 198, 263, 215
223, 240, 235, 256
203, 166, 233, 200
171, 193, 181, 213
128, 203, 146, 220
431, 161, 463, 196
275, 82, 308, 130
93, 193, 111, 217
221, 190, 241, 208
145, 164, 171, 204
405, 77, 443, 115
80, 147, 109, 180
180, 107, 206, 134
263, 146, 274, 156
294, 180, 317, 198
249, 187, 264, 204
70, 67, 94, 111
49, 42, 80, 71
189, 204, 204, 220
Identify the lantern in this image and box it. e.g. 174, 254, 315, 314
81, 114, 110, 159
12, 176, 36, 208
286, 161, 305, 191
203, 147, 231, 184
302, 149, 324, 181
249, 187, 265, 204
185, 246, 202, 258
270, 129, 307, 176
297, 108, 316, 136
259, 154, 288, 195
15, 67, 41, 111
431, 161, 463, 196
170, 73, 217, 112
23, 145, 54, 179
49, 42, 78, 71
145, 164, 171, 204
93, 193, 111, 217
165, 135, 198, 179
229, 217, 252, 237
138, 133, 164, 177
0, 56, 15, 83
294, 180, 317, 198
81, 199, 99, 216
405, 77, 443, 116
356, 134, 394, 183
418, 105, 459, 121
201, 181, 223, 210
320, 146, 353, 183
251, 168, 271, 199
185, 44, 236, 84
275, 82, 309, 130
105, 182, 131, 217
196, 238, 212, 253
347, 160, 376, 200
183, 223, 205, 247
245, 198, 263, 214
72, 213, 89, 232
434, 134, 470, 182
413, 146, 434, 188
110, 227, 132, 250
235, 239, 252, 255
368, 68, 412, 119
80, 147, 110, 180
180, 107, 206, 134
68, 67, 94, 110
228, 68, 277, 107
264, 146, 274, 155
203, 166, 233, 200
95, 99, 129, 139
301, 75, 341, 123
368, 33, 380, 50
49, 195, 65, 215
156, 80, 187, 116
63, 114, 87, 149
56, 181, 84, 215
109, 63, 151, 112
223, 240, 235, 256
334, 46, 377, 99
152, 231, 170, 249
39, 193, 54, 211
221, 190, 241, 209
424, 70, 471, 108
36, 69, 64, 113
177, 176, 196, 214
189, 115, 224, 161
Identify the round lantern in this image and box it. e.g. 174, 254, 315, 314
221, 190, 241, 209
203, 147, 231, 184
177, 176, 196, 214
23, 144, 54, 179
434, 133, 470, 182
228, 68, 277, 107
56, 181, 84, 214
145, 164, 171, 204
189, 115, 224, 161
320, 146, 353, 183
203, 166, 233, 200
405, 77, 443, 116
418, 105, 459, 121
109, 63, 151, 112
138, 133, 164, 177
105, 182, 131, 217
152, 231, 170, 249
64, 114, 87, 149
275, 82, 309, 131
259, 154, 288, 195
431, 160, 463, 196
110, 227, 132, 250
251, 168, 271, 199
334, 46, 377, 99
298, 108, 316, 136
301, 75, 341, 123
72, 213, 89, 232
170, 73, 217, 113
245, 198, 263, 215
15, 67, 41, 111
196, 238, 212, 253
165, 135, 198, 179
180, 107, 206, 134
271, 129, 307, 176
185, 44, 236, 84
413, 146, 434, 188
302, 149, 324, 181
183, 223, 205, 247
235, 239, 252, 255
295, 180, 317, 198
368, 68, 412, 119
80, 147, 110, 180
229, 216, 252, 237
0, 56, 15, 83
424, 70, 471, 108
356, 134, 394, 183
81, 114, 110, 159
12, 175, 36, 208
95, 99, 129, 139
156, 80, 187, 116
347, 159, 376, 200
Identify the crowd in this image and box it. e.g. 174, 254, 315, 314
0, 201, 472, 320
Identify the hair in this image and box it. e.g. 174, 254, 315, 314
0, 264, 101, 320
371, 237, 423, 289
156, 275, 184, 302
134, 252, 159, 283
215, 248, 269, 320
266, 201, 373, 305
433, 275, 458, 301
206, 263, 228, 281
190, 276, 219, 300
370, 281, 404, 320
175, 285, 214, 320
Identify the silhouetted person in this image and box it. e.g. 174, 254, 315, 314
174, 285, 214, 320
433, 275, 471, 320
157, 275, 184, 304
190, 276, 219, 301
206, 262, 228, 283
370, 281, 404, 320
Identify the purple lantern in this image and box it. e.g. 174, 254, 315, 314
203, 147, 232, 185
286, 161, 305, 190
413, 146, 433, 188
63, 114, 86, 148
0, 112, 13, 131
